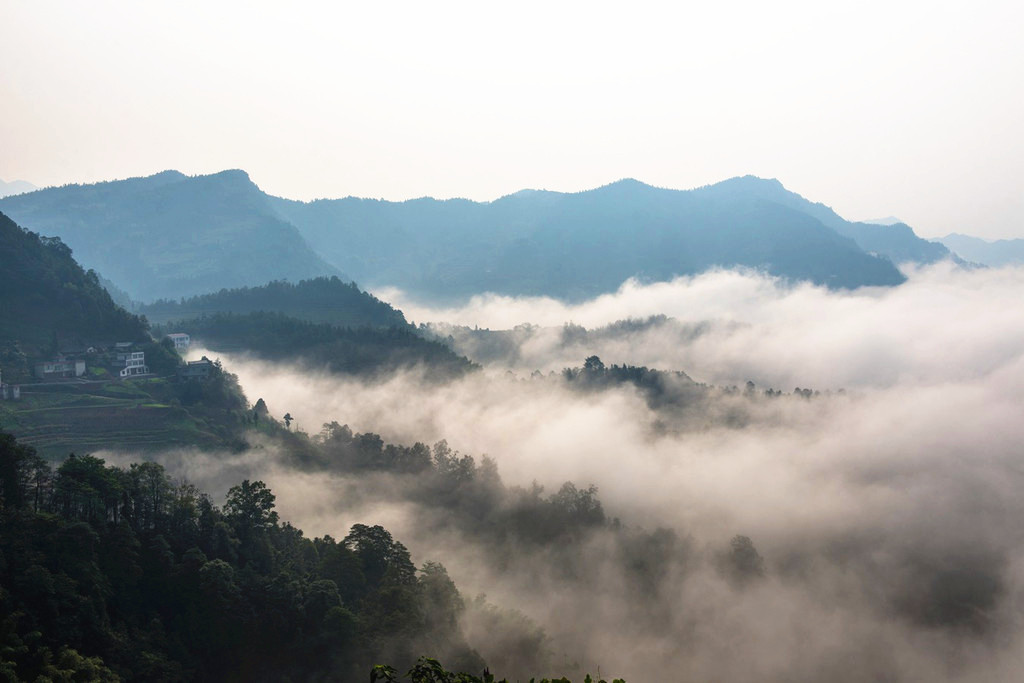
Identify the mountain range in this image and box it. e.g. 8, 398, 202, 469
0, 171, 965, 304
271, 176, 919, 301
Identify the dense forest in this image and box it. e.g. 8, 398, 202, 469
139, 277, 407, 329
0, 430, 632, 681
160, 312, 477, 380
0, 431, 481, 680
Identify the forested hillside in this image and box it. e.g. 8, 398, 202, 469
0, 210, 147, 359
140, 276, 407, 328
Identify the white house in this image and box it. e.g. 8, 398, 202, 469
34, 358, 86, 379
167, 333, 191, 351
120, 351, 149, 377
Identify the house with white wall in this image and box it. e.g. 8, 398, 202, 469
167, 333, 191, 351
119, 351, 149, 377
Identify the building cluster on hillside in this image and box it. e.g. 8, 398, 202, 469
10, 332, 196, 385
30, 341, 151, 381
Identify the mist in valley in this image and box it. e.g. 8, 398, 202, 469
6, 2, 1024, 678
103, 264, 1024, 681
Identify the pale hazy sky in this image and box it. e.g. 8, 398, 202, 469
2, 1, 1022, 238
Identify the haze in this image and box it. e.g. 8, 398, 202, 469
2, 1, 1023, 238
114, 263, 1024, 681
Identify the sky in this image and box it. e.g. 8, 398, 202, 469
2, 0, 1022, 239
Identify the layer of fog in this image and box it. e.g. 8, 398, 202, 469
382, 263, 1024, 390
149, 264, 1024, 681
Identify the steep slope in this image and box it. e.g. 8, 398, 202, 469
0, 210, 148, 353
937, 234, 1024, 267
0, 211, 256, 457
139, 276, 407, 327
0, 170, 340, 302
271, 177, 906, 302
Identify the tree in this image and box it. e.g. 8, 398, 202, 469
583, 355, 605, 372
725, 535, 765, 583
224, 480, 278, 534
343, 524, 416, 588
283, 413, 293, 430
0, 431, 46, 512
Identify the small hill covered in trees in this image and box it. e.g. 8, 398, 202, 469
139, 276, 407, 328
166, 312, 477, 379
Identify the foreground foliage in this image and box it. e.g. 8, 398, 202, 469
0, 431, 482, 681
372, 657, 625, 683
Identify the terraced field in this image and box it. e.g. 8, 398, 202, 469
0, 380, 227, 459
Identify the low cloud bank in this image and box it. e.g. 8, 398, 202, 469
384, 264, 1024, 389
150, 264, 1024, 681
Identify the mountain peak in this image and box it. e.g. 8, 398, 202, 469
605, 177, 654, 189
710, 175, 787, 193
192, 169, 262, 195
586, 178, 660, 196
862, 216, 905, 226
209, 168, 251, 182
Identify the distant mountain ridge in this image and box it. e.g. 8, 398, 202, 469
0, 170, 340, 302
699, 177, 956, 265
863, 216, 904, 226
937, 233, 1024, 267
271, 175, 912, 301
2, 170, 958, 305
